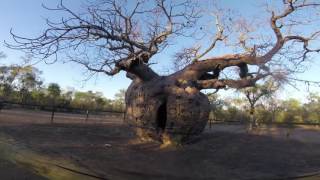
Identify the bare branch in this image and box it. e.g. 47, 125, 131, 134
178, 0, 320, 90
194, 12, 224, 61
6, 0, 201, 81
6, 0, 320, 89
197, 73, 270, 90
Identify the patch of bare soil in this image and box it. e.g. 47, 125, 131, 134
0, 122, 319, 180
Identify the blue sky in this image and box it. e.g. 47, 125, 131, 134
0, 0, 319, 100
0, 0, 133, 99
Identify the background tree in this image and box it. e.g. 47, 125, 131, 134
277, 98, 303, 124
242, 80, 279, 129
71, 91, 109, 110
58, 90, 73, 109
207, 93, 224, 122
15, 66, 43, 104
7, 0, 320, 143
113, 89, 126, 112
47, 83, 61, 107
0, 64, 42, 103
30, 89, 46, 107
261, 94, 282, 124
0, 52, 8, 110
304, 93, 320, 124
0, 65, 16, 100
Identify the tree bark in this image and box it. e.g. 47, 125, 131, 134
125, 66, 210, 144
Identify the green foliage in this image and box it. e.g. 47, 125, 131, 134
208, 95, 250, 122
31, 90, 46, 106
45, 83, 61, 106
72, 91, 101, 110
304, 93, 320, 123
47, 83, 61, 98
274, 98, 303, 123
209, 92, 320, 125
0, 63, 125, 111
15, 66, 43, 92
112, 89, 126, 111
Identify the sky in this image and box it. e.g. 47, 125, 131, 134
0, 0, 133, 99
0, 0, 319, 100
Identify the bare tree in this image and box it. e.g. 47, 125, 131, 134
6, 0, 320, 144
242, 80, 279, 130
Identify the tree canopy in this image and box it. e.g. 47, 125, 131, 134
6, 0, 320, 91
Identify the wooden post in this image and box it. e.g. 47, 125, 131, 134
0, 102, 3, 112
123, 111, 126, 124
51, 108, 55, 124
85, 110, 89, 122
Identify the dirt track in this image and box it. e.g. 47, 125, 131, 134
0, 110, 319, 179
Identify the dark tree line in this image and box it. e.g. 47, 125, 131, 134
0, 62, 125, 112
209, 92, 320, 125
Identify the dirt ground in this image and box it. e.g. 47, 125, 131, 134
0, 111, 319, 179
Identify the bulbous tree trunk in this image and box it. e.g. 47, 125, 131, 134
125, 74, 210, 145
123, 60, 263, 145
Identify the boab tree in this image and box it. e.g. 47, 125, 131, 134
6, 0, 320, 144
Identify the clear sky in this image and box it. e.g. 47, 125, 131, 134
0, 0, 134, 99
0, 0, 319, 100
